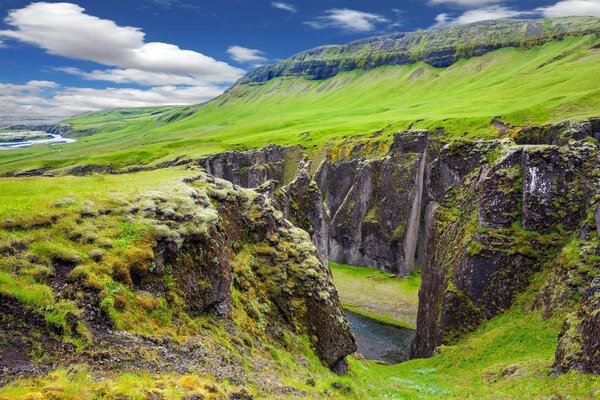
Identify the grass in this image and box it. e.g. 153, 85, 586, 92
3, 295, 600, 399
0, 168, 195, 224
0, 35, 599, 174
330, 262, 420, 329
0, 172, 599, 398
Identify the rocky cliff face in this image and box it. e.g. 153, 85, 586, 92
0, 168, 356, 380
316, 131, 428, 276
193, 131, 430, 276
184, 117, 600, 376
237, 18, 600, 84
196, 144, 303, 189
412, 119, 600, 360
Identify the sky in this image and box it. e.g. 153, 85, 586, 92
0, 0, 599, 117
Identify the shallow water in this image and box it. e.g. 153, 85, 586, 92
0, 134, 75, 150
345, 310, 415, 364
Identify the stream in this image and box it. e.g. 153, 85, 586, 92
345, 310, 415, 364
0, 134, 75, 150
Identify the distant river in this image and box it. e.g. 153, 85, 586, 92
345, 310, 415, 364
0, 134, 75, 150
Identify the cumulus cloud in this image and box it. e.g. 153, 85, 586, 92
431, 0, 600, 28
226, 46, 268, 65
431, 6, 529, 27
537, 0, 600, 17
428, 0, 503, 6
305, 9, 389, 32
271, 2, 297, 13
0, 2, 245, 116
57, 67, 211, 86
0, 2, 244, 83
0, 80, 224, 116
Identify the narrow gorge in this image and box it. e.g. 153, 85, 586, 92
186, 117, 600, 373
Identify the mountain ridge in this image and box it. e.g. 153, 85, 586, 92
240, 17, 600, 83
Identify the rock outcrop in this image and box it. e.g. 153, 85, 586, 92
412, 133, 600, 359
193, 130, 430, 276
143, 170, 357, 372
555, 276, 600, 374
260, 159, 331, 262
196, 144, 303, 188
0, 168, 356, 378
317, 131, 428, 275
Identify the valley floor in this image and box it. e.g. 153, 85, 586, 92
330, 262, 420, 330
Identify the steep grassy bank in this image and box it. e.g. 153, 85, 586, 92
3, 269, 600, 399
1, 30, 599, 175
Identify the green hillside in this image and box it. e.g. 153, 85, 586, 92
0, 25, 599, 175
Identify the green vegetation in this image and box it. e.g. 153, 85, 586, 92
1, 34, 599, 174
2, 19, 600, 400
3, 280, 600, 399
330, 262, 420, 329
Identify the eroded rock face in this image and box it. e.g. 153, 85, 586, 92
319, 131, 429, 275
555, 276, 600, 374
412, 136, 600, 359
120, 170, 356, 372
274, 160, 331, 262
198, 130, 432, 276
196, 144, 302, 189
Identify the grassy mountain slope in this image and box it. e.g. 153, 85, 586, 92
243, 16, 600, 81
0, 24, 599, 174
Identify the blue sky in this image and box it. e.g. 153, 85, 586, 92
0, 0, 599, 116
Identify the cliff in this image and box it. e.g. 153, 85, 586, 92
0, 167, 356, 389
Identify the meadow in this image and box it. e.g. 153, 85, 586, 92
0, 35, 599, 175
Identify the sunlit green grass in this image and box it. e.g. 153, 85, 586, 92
330, 262, 420, 329
1, 35, 599, 174
0, 168, 194, 224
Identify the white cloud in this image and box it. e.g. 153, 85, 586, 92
431, 6, 529, 27
430, 0, 600, 28
271, 2, 297, 13
0, 80, 226, 116
537, 0, 600, 17
226, 46, 268, 65
305, 9, 389, 32
57, 67, 210, 86
428, 0, 503, 6
0, 2, 244, 83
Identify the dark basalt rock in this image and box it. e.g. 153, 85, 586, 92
413, 134, 600, 359
195, 144, 302, 189
136, 171, 356, 372
320, 131, 429, 275
555, 276, 600, 374
270, 160, 331, 262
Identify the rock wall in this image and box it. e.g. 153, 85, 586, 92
168, 118, 600, 376
196, 144, 302, 189
316, 131, 429, 275
412, 132, 600, 359
198, 130, 430, 277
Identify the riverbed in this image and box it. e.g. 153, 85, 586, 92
0, 134, 75, 150
345, 310, 415, 364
